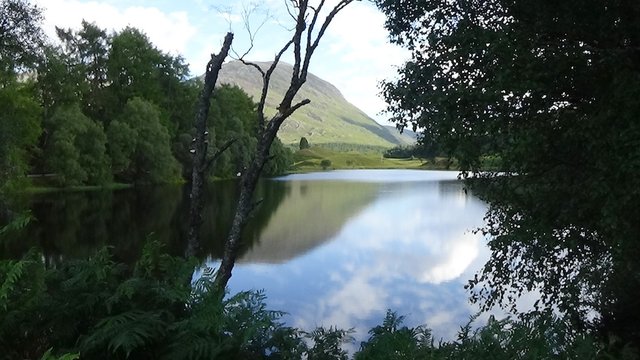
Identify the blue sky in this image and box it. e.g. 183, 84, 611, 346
33, 0, 409, 125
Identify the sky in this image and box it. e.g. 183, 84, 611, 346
33, 0, 410, 125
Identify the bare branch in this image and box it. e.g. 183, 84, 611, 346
231, 3, 273, 60
265, 99, 311, 134
211, 5, 235, 32
305, 1, 325, 54
281, 98, 311, 119
205, 138, 237, 171
249, 199, 264, 215
284, 0, 297, 21
302, 0, 353, 79
238, 58, 265, 76
257, 38, 295, 130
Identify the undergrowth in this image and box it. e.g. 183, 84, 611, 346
0, 215, 635, 359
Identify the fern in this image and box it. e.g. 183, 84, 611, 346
40, 348, 80, 360
306, 326, 354, 360
163, 334, 227, 360
81, 310, 168, 358
0, 210, 32, 237
0, 258, 28, 309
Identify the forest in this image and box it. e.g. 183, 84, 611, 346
1, 2, 291, 194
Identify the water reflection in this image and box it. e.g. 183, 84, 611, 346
203, 170, 490, 342
7, 169, 493, 342
240, 180, 378, 263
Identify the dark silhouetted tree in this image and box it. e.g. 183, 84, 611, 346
376, 0, 640, 346
299, 137, 310, 150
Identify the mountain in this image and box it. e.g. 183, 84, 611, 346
217, 60, 413, 148
384, 125, 419, 145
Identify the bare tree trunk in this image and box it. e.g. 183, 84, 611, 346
214, 0, 353, 292
186, 33, 234, 258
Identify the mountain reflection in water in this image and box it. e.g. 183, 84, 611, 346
199, 170, 491, 342
10, 169, 494, 343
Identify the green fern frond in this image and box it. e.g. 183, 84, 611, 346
39, 348, 80, 360
163, 335, 227, 360
0, 248, 43, 311
0, 259, 27, 310
0, 211, 33, 237
81, 310, 168, 357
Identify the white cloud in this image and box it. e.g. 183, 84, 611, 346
314, 1, 409, 123
35, 0, 197, 56
33, 0, 409, 124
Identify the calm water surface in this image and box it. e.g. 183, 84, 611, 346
8, 169, 497, 342
201, 169, 493, 342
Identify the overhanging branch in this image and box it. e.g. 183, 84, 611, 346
205, 138, 237, 171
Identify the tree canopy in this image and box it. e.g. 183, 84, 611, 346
0, 0, 45, 192
0, 84, 41, 192
0, 11, 292, 191
45, 104, 111, 186
0, 0, 45, 83
376, 0, 640, 347
108, 98, 180, 184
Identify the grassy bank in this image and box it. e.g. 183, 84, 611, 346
292, 146, 455, 172
23, 182, 134, 194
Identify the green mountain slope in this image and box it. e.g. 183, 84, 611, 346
217, 60, 411, 148
384, 125, 418, 145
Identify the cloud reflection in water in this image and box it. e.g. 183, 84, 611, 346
205, 171, 490, 342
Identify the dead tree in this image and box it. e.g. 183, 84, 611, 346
186, 33, 234, 257
214, 0, 354, 291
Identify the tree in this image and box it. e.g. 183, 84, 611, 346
55, 21, 111, 123
44, 104, 110, 186
204, 84, 294, 178
214, 0, 355, 291
186, 33, 233, 256
0, 84, 41, 192
208, 84, 258, 178
107, 27, 190, 133
320, 159, 332, 170
263, 138, 293, 176
107, 97, 180, 184
37, 46, 85, 119
0, 0, 45, 191
299, 137, 310, 150
0, 0, 45, 84
376, 0, 640, 346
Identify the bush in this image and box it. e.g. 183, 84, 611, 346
299, 137, 310, 150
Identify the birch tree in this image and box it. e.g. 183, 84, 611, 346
214, 0, 354, 291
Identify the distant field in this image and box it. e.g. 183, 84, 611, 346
291, 147, 452, 172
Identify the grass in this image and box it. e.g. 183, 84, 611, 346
23, 182, 133, 194
292, 147, 455, 172
18, 148, 456, 194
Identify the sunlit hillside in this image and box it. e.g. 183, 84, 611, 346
217, 61, 415, 148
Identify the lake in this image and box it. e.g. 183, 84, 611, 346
5, 169, 498, 343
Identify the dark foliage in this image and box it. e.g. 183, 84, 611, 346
0, 216, 632, 359
299, 137, 310, 150
0, 0, 45, 83
376, 0, 640, 348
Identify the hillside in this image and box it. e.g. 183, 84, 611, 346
217, 60, 413, 148
384, 125, 419, 144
